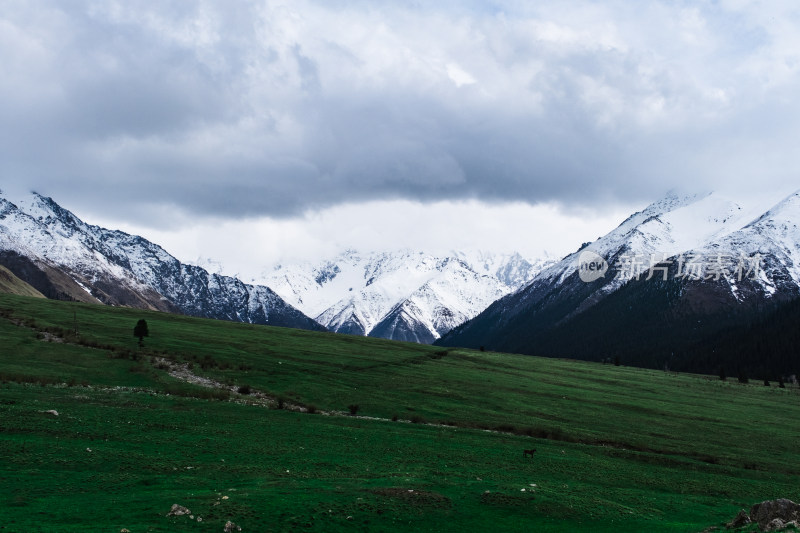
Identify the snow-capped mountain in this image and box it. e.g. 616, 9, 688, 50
438, 190, 800, 372
260, 249, 552, 343
691, 191, 800, 299
0, 191, 324, 331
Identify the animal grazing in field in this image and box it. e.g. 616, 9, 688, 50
523, 449, 536, 458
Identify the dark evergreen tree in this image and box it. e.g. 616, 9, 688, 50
133, 319, 149, 347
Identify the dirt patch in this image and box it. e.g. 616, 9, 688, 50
38, 331, 64, 343
153, 357, 314, 414
158, 358, 226, 389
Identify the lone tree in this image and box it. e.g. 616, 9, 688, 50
133, 319, 149, 347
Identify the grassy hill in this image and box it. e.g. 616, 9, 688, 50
0, 265, 45, 298
1, 293, 798, 531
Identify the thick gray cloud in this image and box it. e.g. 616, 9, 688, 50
3, 0, 800, 225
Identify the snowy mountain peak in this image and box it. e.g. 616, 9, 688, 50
749, 189, 800, 226
438, 188, 800, 364
260, 249, 553, 342
705, 189, 800, 287
0, 191, 323, 331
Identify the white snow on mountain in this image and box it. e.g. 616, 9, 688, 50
500, 189, 800, 316
533, 192, 761, 288
439, 188, 800, 355
8, 186, 797, 345
748, 191, 800, 284
0, 192, 156, 299
260, 249, 553, 341
187, 256, 228, 276
692, 190, 800, 295
0, 190, 322, 329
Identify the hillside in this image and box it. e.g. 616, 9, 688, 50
0, 191, 324, 331
0, 265, 45, 298
2, 293, 800, 531
438, 191, 800, 376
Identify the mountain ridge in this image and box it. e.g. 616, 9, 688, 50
0, 191, 324, 331
260, 249, 554, 343
437, 190, 800, 375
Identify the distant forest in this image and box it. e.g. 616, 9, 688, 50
536, 282, 800, 380
442, 273, 800, 381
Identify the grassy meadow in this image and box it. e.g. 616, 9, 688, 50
1, 293, 799, 531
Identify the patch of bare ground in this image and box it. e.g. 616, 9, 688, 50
153, 357, 317, 414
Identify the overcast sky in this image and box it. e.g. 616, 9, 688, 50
3, 1, 800, 277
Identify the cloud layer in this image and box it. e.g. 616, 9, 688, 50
3, 0, 800, 224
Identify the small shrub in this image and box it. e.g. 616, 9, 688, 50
347, 404, 360, 415
306, 404, 318, 414
237, 384, 252, 395
391, 414, 398, 422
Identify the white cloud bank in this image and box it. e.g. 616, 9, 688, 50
3, 1, 800, 268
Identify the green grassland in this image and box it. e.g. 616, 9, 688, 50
1, 293, 798, 531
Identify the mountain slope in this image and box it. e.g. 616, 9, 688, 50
262, 250, 552, 342
437, 191, 800, 374
0, 264, 45, 298
0, 250, 104, 304
0, 191, 324, 330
